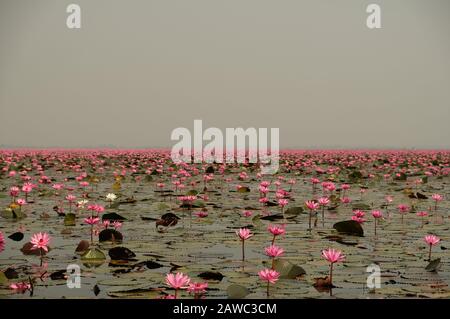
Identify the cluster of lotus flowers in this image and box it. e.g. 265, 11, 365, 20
0, 149, 448, 297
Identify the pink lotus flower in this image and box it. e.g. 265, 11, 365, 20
417, 211, 428, 217
30, 232, 51, 252
424, 234, 440, 260
236, 228, 252, 262
22, 185, 33, 193
165, 272, 190, 298
322, 248, 345, 264
305, 200, 319, 211
242, 210, 253, 217
278, 198, 288, 208
84, 217, 100, 225
258, 186, 269, 194
424, 234, 440, 246
259, 268, 280, 296
165, 272, 191, 289
52, 183, 64, 190
258, 268, 280, 284
66, 194, 77, 202
16, 198, 27, 206
187, 282, 208, 296
372, 210, 383, 219
397, 204, 409, 213
351, 216, 366, 223
397, 204, 409, 223
268, 224, 286, 237
9, 282, 31, 293
371, 210, 383, 236
431, 194, 443, 210
113, 221, 122, 230
305, 200, 319, 230
260, 181, 271, 188
264, 245, 284, 258
9, 186, 20, 198
236, 228, 253, 240
341, 197, 351, 204
194, 211, 208, 218
431, 194, 443, 202
318, 197, 330, 206
322, 248, 345, 287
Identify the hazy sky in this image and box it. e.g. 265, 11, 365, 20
0, 0, 449, 149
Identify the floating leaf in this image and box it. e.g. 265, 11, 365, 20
333, 220, 364, 237
237, 187, 250, 193
8, 232, 24, 241
156, 213, 180, 227
2, 207, 25, 219
260, 214, 284, 221
99, 229, 123, 242
133, 260, 163, 269
102, 212, 126, 221
352, 203, 371, 211
20, 242, 49, 256
313, 276, 333, 288
227, 284, 250, 299
108, 246, 136, 260
425, 258, 441, 272
75, 240, 90, 253
273, 259, 306, 279
50, 270, 67, 280
0, 272, 7, 284
284, 207, 305, 215
416, 192, 428, 199
348, 171, 363, 181
141, 215, 157, 221
93, 284, 100, 296
198, 271, 224, 281
186, 189, 199, 196
64, 213, 76, 226
394, 173, 407, 181
81, 247, 106, 261
3, 268, 18, 279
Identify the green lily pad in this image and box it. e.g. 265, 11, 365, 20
186, 189, 199, 196
352, 203, 371, 211
284, 207, 305, 215
81, 247, 106, 261
273, 259, 306, 279
227, 284, 250, 299
333, 220, 364, 237
425, 258, 441, 272
64, 213, 76, 226
102, 212, 126, 221
237, 187, 250, 193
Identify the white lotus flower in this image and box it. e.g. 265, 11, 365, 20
77, 199, 89, 208
106, 193, 117, 202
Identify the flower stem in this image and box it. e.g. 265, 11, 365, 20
329, 263, 333, 287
